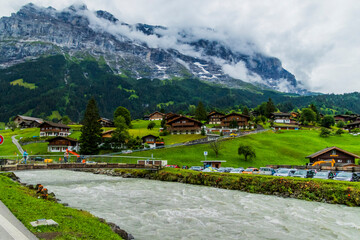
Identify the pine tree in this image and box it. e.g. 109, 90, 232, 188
195, 101, 207, 121
242, 106, 250, 116
80, 98, 102, 155
265, 98, 277, 118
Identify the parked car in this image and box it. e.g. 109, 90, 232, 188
31, 156, 44, 162
224, 167, 234, 173
242, 168, 259, 174
313, 171, 334, 179
230, 168, 244, 173
165, 165, 180, 168
292, 170, 315, 178
122, 150, 133, 154
190, 166, 203, 171
333, 172, 359, 182
202, 167, 218, 172
217, 167, 227, 173
274, 169, 297, 177
259, 167, 276, 175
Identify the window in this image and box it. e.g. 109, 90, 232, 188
332, 150, 336, 155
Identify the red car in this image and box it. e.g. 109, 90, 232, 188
165, 165, 180, 168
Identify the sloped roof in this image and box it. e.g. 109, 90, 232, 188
15, 115, 43, 122
167, 115, 203, 125
272, 112, 291, 117
219, 112, 250, 119
149, 111, 165, 117
306, 146, 360, 159
102, 129, 115, 135
346, 121, 360, 126
39, 121, 70, 129
207, 111, 225, 117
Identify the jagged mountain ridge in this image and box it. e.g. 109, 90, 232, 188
0, 3, 305, 93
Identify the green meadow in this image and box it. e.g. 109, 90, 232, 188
120, 130, 360, 168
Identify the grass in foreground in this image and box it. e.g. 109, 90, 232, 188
0, 173, 122, 240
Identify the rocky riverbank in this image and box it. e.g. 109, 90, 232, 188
2, 172, 134, 240
77, 168, 360, 207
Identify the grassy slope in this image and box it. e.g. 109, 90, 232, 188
0, 174, 122, 240
121, 130, 360, 168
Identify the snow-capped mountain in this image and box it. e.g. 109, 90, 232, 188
0, 3, 306, 94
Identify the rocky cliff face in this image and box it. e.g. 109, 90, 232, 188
0, 3, 306, 94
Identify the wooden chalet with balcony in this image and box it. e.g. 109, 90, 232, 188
207, 111, 225, 125
141, 134, 165, 148
13, 115, 43, 128
345, 121, 360, 131
306, 146, 360, 165
148, 111, 165, 121
166, 116, 203, 134
272, 112, 291, 124
98, 118, 114, 127
39, 121, 71, 137
47, 136, 79, 153
220, 113, 250, 128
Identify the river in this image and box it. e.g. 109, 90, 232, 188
15, 170, 360, 240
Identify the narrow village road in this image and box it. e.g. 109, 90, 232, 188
0, 201, 38, 240
11, 135, 24, 155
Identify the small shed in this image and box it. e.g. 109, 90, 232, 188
306, 146, 360, 165
201, 160, 226, 168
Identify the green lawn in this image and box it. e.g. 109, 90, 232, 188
0, 129, 21, 156
118, 130, 360, 168
0, 173, 122, 240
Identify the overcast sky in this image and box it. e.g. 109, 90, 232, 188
1, 0, 360, 94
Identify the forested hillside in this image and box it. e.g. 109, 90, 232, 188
0, 55, 359, 122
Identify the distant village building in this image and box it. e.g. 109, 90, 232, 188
39, 121, 71, 137
220, 113, 250, 129
101, 129, 115, 138
141, 134, 165, 148
273, 125, 299, 130
345, 121, 360, 131
98, 118, 115, 127
202, 160, 226, 169
13, 115, 43, 128
207, 111, 225, 125
47, 136, 79, 152
166, 116, 203, 134
272, 112, 291, 124
334, 114, 360, 123
148, 111, 165, 121
306, 146, 360, 165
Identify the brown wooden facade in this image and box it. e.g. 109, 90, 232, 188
47, 136, 79, 152
306, 146, 360, 165
207, 111, 225, 125
39, 121, 70, 137
149, 111, 165, 121
345, 121, 360, 131
220, 113, 250, 128
167, 116, 203, 134
102, 129, 115, 138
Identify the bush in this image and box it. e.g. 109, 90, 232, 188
160, 130, 169, 136
351, 128, 360, 133
147, 121, 156, 130
336, 121, 345, 128
335, 129, 345, 135
319, 127, 331, 138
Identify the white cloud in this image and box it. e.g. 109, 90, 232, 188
222, 61, 264, 84
1, 0, 360, 93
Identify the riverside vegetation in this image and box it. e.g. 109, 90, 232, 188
0, 172, 129, 240
90, 168, 360, 207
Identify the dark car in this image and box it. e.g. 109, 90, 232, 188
333, 172, 359, 182
313, 171, 335, 179
31, 156, 44, 162
293, 170, 315, 178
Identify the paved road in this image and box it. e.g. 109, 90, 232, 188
0, 201, 38, 240
11, 135, 24, 155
